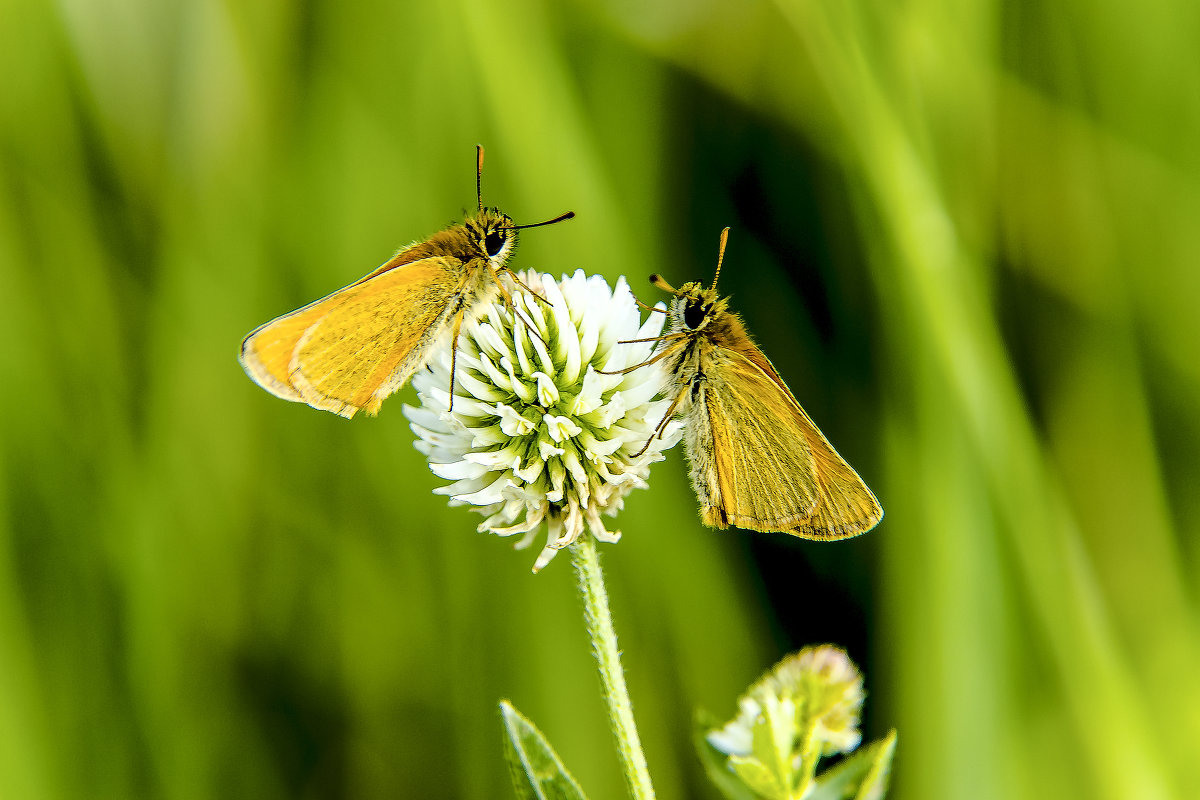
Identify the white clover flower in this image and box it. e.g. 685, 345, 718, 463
708, 644, 865, 759
403, 269, 682, 572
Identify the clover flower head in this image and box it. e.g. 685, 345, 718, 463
702, 646, 889, 800
403, 270, 682, 572
708, 644, 865, 759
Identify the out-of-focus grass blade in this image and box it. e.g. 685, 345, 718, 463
500, 700, 589, 800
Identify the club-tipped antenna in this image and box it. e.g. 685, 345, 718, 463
476, 145, 485, 212
501, 211, 575, 231
649, 274, 680, 295
712, 226, 730, 291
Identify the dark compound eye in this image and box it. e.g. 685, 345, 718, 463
683, 299, 708, 329
485, 229, 507, 257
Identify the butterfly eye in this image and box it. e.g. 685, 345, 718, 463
485, 229, 507, 257
683, 299, 708, 329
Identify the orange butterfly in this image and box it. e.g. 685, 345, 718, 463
240, 146, 572, 418
636, 228, 882, 539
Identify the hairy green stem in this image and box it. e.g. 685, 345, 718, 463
570, 535, 655, 800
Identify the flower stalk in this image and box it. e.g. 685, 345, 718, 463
571, 534, 655, 800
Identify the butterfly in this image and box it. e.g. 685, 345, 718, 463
632, 227, 882, 539
239, 146, 572, 418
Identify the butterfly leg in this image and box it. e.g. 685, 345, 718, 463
490, 271, 551, 351
616, 332, 687, 346
506, 272, 552, 307
634, 297, 668, 314
595, 343, 679, 376
631, 386, 689, 457
447, 306, 466, 414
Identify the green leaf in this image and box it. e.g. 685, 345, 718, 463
730, 755, 788, 800
808, 731, 897, 800
693, 710, 760, 800
849, 731, 896, 800
499, 700, 589, 800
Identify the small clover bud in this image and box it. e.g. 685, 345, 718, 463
706, 645, 866, 800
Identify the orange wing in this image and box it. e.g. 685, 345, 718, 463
689, 345, 882, 539
240, 255, 478, 418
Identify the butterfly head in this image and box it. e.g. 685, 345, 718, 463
465, 207, 577, 271
650, 226, 737, 333
650, 275, 729, 334
465, 207, 519, 266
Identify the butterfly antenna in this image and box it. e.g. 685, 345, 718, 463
476, 145, 485, 212
496, 212, 575, 308
501, 211, 575, 231
649, 274, 680, 296
711, 226, 730, 291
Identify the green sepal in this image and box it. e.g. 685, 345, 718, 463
499, 700, 589, 800
755, 694, 797, 791
693, 709, 760, 800
808, 730, 897, 800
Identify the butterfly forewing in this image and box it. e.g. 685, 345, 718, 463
240, 250, 490, 418
240, 301, 326, 404
692, 347, 821, 530
699, 343, 880, 539
787, 398, 883, 539
288, 256, 480, 416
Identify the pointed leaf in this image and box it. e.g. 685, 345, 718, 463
850, 731, 896, 800
500, 700, 589, 800
808, 731, 897, 800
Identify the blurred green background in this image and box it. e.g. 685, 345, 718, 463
2, 0, 1197, 798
